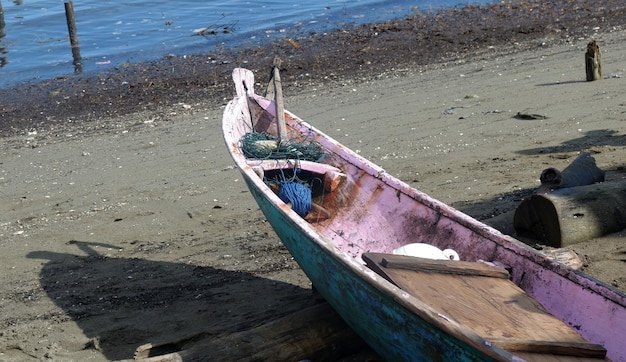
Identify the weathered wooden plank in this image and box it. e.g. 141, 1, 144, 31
376, 253, 510, 279
489, 339, 606, 358
362, 253, 605, 359
134, 302, 377, 361
249, 159, 346, 192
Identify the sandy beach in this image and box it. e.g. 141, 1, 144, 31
2, 1, 626, 361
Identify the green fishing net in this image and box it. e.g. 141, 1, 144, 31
240, 132, 325, 162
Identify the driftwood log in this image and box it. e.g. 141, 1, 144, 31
134, 302, 380, 362
514, 180, 626, 247
585, 40, 602, 81
539, 153, 605, 190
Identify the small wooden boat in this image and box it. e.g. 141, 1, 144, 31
222, 66, 626, 361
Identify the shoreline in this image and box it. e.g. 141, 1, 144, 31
2, 0, 626, 139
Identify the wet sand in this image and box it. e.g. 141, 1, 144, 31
1, 0, 626, 360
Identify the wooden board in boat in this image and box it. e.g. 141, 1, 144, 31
362, 253, 607, 360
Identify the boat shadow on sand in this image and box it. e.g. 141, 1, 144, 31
26, 240, 315, 361
516, 128, 626, 156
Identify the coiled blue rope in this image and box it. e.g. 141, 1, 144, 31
279, 182, 311, 217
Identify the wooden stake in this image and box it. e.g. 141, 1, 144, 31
64, 1, 82, 72
0, 1, 6, 37
585, 40, 601, 81
272, 57, 289, 145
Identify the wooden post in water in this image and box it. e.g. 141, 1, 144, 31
585, 40, 601, 81
1, 0, 6, 35
1, 0, 7, 68
64, 1, 82, 72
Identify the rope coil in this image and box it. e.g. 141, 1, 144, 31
278, 182, 312, 217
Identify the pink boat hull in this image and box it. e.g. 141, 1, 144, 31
223, 68, 626, 361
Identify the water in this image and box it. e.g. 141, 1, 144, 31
0, 0, 488, 88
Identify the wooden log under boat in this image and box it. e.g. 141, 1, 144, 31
134, 302, 380, 361
514, 180, 626, 247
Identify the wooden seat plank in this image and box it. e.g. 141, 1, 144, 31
380, 254, 510, 279
249, 159, 346, 192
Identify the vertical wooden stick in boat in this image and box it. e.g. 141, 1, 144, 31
585, 40, 601, 81
272, 57, 289, 145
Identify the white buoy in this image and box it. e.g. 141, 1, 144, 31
392, 243, 460, 261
